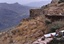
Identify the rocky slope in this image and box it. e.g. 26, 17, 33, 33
0, 0, 64, 44
0, 15, 46, 44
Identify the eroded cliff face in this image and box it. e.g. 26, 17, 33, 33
0, 0, 64, 44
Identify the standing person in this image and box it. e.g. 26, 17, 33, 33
55, 29, 62, 37
55, 29, 60, 37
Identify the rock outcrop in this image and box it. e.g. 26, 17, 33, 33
30, 9, 41, 17
51, 0, 64, 3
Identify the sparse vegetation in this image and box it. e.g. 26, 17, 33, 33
45, 19, 51, 25
48, 21, 64, 33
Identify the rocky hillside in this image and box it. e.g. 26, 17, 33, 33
0, 0, 64, 44
0, 15, 46, 44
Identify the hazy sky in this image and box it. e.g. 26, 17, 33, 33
0, 0, 51, 5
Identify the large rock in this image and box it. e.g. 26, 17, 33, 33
30, 9, 41, 17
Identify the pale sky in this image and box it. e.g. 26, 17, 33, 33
0, 0, 51, 5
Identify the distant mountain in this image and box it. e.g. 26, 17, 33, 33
0, 3, 31, 30
0, 3, 30, 15
25, 1, 51, 7
0, 8, 18, 30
